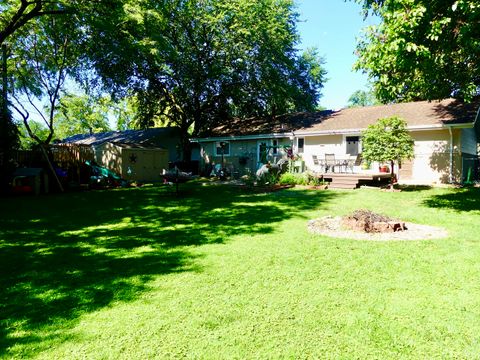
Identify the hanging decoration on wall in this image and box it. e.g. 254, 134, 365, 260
129, 153, 138, 163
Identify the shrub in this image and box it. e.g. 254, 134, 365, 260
278, 173, 298, 185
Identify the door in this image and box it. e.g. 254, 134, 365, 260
257, 140, 268, 165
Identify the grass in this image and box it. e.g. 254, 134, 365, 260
1, 182, 480, 358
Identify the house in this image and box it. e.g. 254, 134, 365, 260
193, 98, 480, 185
62, 127, 182, 182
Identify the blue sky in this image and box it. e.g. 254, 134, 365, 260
296, 0, 377, 110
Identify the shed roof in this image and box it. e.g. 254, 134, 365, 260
205, 98, 480, 138
62, 127, 181, 147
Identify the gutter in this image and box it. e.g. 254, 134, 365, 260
292, 124, 471, 137
191, 132, 293, 143
192, 121, 475, 143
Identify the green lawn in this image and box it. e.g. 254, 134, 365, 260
1, 182, 480, 358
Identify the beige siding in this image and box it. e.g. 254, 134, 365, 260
121, 148, 168, 182
95, 143, 123, 176
399, 130, 461, 184
94, 143, 168, 182
302, 135, 345, 170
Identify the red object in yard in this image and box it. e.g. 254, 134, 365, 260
13, 185, 33, 193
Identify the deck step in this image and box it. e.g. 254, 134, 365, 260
330, 179, 358, 185
328, 177, 359, 189
329, 183, 358, 189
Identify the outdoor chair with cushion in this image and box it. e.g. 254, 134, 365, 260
325, 153, 336, 172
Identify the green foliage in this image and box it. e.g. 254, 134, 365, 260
347, 89, 381, 108
257, 171, 279, 186
0, 1, 68, 46
279, 171, 325, 186
53, 94, 111, 140
8, 8, 86, 146
354, 0, 480, 102
17, 120, 49, 149
113, 96, 138, 131
88, 0, 327, 143
361, 116, 414, 167
278, 172, 298, 185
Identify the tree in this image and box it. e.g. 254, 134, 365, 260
87, 0, 327, 159
0, 0, 69, 47
361, 116, 414, 187
17, 120, 49, 149
113, 96, 138, 131
53, 94, 111, 140
354, 0, 480, 103
347, 89, 380, 108
8, 14, 81, 191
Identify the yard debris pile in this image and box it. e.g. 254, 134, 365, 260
308, 211, 448, 241
342, 209, 406, 233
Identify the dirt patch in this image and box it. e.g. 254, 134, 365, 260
307, 216, 448, 241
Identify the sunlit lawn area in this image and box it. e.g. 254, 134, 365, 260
1, 182, 480, 358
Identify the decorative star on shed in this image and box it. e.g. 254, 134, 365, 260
129, 153, 138, 163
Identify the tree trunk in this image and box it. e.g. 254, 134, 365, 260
39, 144, 64, 193
390, 159, 395, 189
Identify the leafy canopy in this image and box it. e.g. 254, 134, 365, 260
88, 0, 327, 140
361, 116, 414, 165
354, 0, 480, 103
53, 94, 112, 140
347, 89, 380, 108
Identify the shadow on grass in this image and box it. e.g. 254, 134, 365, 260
422, 187, 480, 212
0, 182, 339, 355
396, 185, 433, 192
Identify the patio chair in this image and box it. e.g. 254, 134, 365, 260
345, 157, 355, 173
325, 153, 336, 172
312, 155, 323, 172
351, 153, 363, 172
354, 153, 363, 166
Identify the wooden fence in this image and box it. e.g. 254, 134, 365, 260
14, 144, 94, 167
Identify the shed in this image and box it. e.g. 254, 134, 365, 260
94, 142, 168, 182
62, 127, 180, 182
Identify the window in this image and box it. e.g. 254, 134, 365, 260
272, 139, 278, 155
215, 141, 230, 156
297, 138, 304, 153
346, 136, 360, 155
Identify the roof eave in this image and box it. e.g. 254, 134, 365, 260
294, 123, 474, 137
191, 132, 293, 143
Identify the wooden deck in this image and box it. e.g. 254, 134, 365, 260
318, 172, 392, 189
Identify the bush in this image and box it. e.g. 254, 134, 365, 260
278, 172, 326, 186
278, 173, 298, 185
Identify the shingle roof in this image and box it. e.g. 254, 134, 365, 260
62, 127, 181, 147
206, 98, 480, 138
207, 110, 334, 137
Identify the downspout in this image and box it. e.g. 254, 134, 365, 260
448, 127, 454, 184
